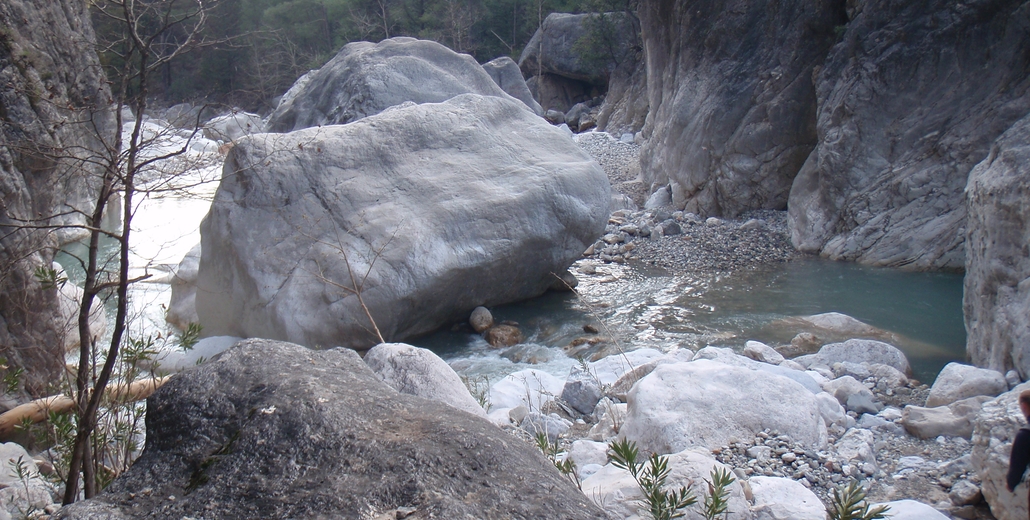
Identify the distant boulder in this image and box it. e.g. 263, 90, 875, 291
518, 12, 636, 87
202, 110, 264, 142
197, 94, 609, 350
481, 56, 542, 115
267, 37, 524, 132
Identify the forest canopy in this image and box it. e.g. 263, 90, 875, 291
91, 0, 634, 112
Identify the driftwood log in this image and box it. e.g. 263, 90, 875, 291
0, 376, 170, 438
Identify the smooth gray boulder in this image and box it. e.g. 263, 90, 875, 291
481, 56, 542, 115
795, 339, 911, 376
267, 37, 523, 132
926, 362, 1007, 407
788, 0, 1030, 269
560, 364, 602, 415
363, 342, 486, 418
972, 382, 1030, 520
166, 243, 200, 330
966, 113, 1030, 379
621, 360, 825, 454
202, 110, 263, 142
637, 0, 844, 217
902, 396, 991, 440
198, 94, 609, 350
55, 339, 604, 519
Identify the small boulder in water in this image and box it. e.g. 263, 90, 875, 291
469, 306, 493, 333
485, 324, 523, 348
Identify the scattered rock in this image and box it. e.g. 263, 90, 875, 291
468, 306, 493, 334
484, 324, 524, 348
363, 343, 487, 418
926, 362, 1008, 407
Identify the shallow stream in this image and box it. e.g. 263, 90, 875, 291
416, 258, 966, 385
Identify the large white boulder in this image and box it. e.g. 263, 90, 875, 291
364, 343, 486, 418
267, 37, 525, 132
488, 369, 565, 412
795, 339, 911, 375
580, 448, 751, 520
749, 476, 825, 520
926, 362, 1008, 407
621, 360, 825, 454
481, 56, 543, 115
972, 382, 1030, 520
197, 94, 609, 349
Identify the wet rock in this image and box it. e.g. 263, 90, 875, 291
484, 324, 524, 348
468, 306, 493, 333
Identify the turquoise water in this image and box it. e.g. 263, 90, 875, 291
415, 257, 966, 384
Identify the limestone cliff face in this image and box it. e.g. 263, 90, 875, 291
965, 114, 1030, 379
0, 0, 111, 395
637, 0, 845, 217
787, 0, 1030, 270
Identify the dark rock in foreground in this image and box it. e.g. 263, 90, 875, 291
56, 339, 605, 519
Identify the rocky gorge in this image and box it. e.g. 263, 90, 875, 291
0, 0, 1028, 519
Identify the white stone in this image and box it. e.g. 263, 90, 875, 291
488, 369, 565, 411
872, 499, 949, 519
815, 392, 848, 428
796, 339, 911, 375
202, 110, 263, 142
835, 428, 876, 466
749, 476, 825, 520
902, 396, 991, 439
588, 348, 664, 386
743, 340, 785, 365
364, 343, 486, 418
926, 362, 1008, 407
568, 440, 609, 471
621, 360, 825, 454
821, 375, 875, 406
692, 346, 821, 394
581, 449, 750, 520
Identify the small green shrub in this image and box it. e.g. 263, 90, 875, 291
828, 480, 890, 520
609, 438, 696, 520
535, 432, 579, 489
